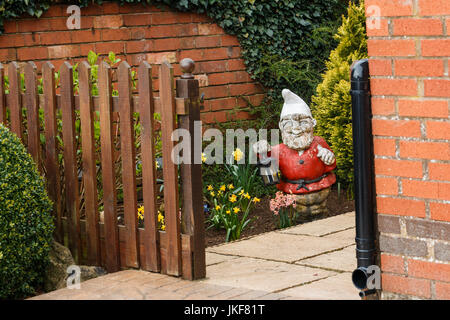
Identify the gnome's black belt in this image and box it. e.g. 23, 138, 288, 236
282, 173, 329, 191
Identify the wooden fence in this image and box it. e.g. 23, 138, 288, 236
0, 58, 206, 280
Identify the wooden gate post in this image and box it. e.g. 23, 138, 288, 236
176, 58, 206, 280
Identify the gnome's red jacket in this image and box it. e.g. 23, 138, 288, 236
268, 136, 336, 194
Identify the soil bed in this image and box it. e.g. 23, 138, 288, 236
205, 186, 355, 247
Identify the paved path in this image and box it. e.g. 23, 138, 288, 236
31, 212, 359, 300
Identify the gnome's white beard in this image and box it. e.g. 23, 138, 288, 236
282, 130, 314, 151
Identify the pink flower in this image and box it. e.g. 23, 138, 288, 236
269, 191, 296, 216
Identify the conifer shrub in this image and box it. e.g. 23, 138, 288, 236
310, 1, 367, 188
0, 124, 54, 299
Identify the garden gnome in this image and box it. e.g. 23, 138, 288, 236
253, 89, 336, 215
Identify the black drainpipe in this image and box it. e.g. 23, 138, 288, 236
350, 59, 378, 297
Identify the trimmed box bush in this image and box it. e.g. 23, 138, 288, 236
0, 124, 54, 299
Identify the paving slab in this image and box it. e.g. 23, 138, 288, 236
201, 256, 336, 292
101, 269, 151, 282
30, 211, 359, 301
279, 211, 355, 236
297, 245, 356, 272
155, 279, 203, 292
228, 290, 272, 300
255, 292, 292, 300
143, 288, 187, 300
323, 228, 356, 246
208, 287, 254, 300
206, 252, 239, 266
207, 232, 351, 263
97, 285, 152, 300
180, 284, 237, 300
279, 272, 360, 300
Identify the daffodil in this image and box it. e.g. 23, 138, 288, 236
229, 194, 237, 203
201, 153, 207, 163
207, 185, 213, 191
157, 211, 164, 223
253, 197, 261, 203
155, 160, 160, 169
226, 210, 231, 215
244, 193, 251, 199
232, 148, 244, 162
239, 189, 245, 196
227, 184, 234, 190
161, 225, 166, 231
233, 207, 240, 214
220, 185, 226, 192
210, 191, 215, 197
215, 205, 221, 210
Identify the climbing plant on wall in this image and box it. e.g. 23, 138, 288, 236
0, 0, 347, 127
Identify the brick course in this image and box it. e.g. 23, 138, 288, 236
367, 0, 450, 299
0, 2, 263, 124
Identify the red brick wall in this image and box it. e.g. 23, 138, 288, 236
366, 0, 450, 299
0, 2, 264, 124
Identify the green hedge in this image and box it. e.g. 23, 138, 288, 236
310, 1, 367, 188
0, 124, 54, 299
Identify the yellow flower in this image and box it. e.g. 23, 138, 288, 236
229, 194, 237, 203
155, 160, 160, 169
217, 190, 223, 196
161, 224, 166, 231
210, 191, 215, 197
215, 205, 221, 210
226, 210, 231, 215
232, 148, 243, 162
201, 153, 207, 163
244, 193, 251, 199
207, 185, 214, 191
157, 211, 164, 223
220, 185, 226, 192
253, 197, 261, 203
227, 184, 234, 190
137, 205, 144, 220
239, 189, 245, 196
233, 207, 240, 214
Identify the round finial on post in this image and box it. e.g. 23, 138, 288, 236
180, 58, 195, 79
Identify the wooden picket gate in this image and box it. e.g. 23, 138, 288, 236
0, 58, 205, 280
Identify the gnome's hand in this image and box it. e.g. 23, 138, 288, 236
253, 140, 271, 155
317, 145, 335, 165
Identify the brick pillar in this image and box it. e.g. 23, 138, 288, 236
366, 0, 450, 299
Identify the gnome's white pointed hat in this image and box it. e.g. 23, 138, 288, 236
280, 89, 312, 119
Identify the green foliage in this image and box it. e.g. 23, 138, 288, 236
205, 184, 258, 242
0, 0, 346, 129
310, 1, 367, 187
2, 49, 160, 213
0, 124, 54, 299
248, 19, 344, 128
224, 147, 259, 196
201, 129, 275, 198
0, 1, 50, 31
